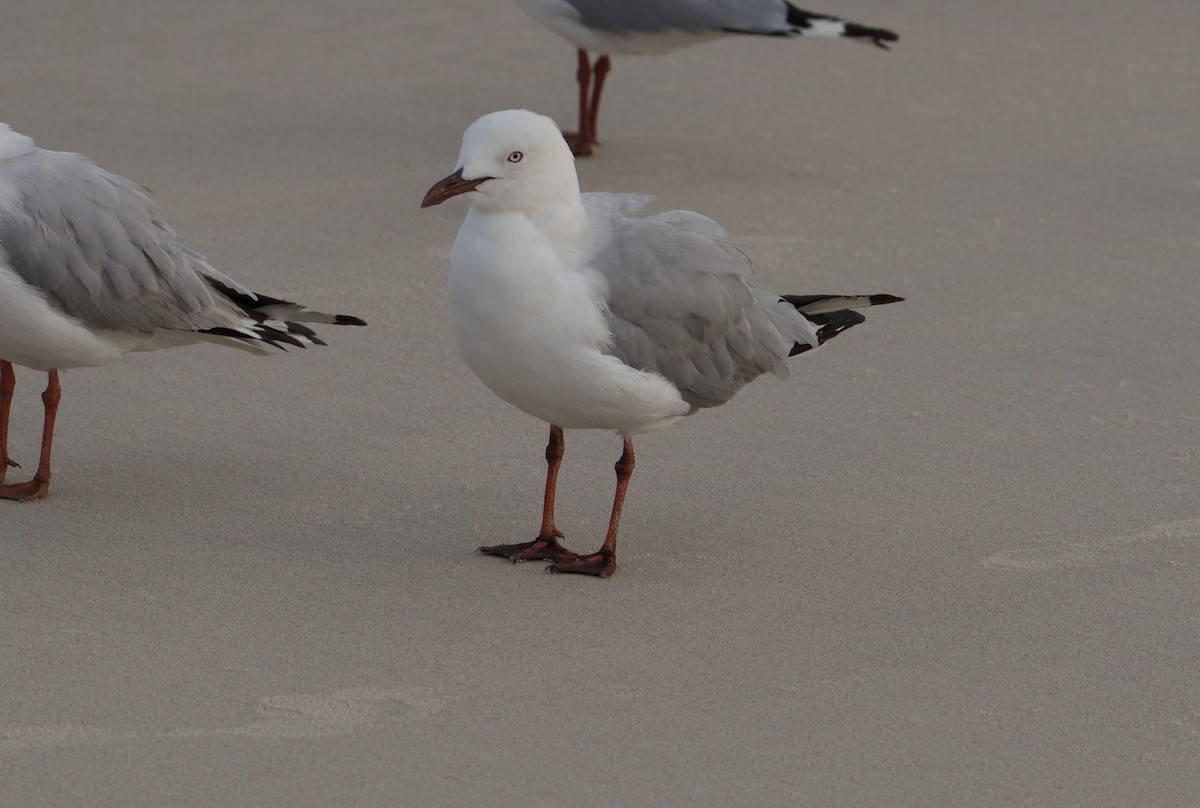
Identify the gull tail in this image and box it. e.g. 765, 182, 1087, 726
784, 294, 903, 356
785, 5, 899, 50
201, 278, 367, 352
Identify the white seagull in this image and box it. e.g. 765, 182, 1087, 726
422, 109, 901, 577
0, 124, 366, 502
513, 0, 899, 155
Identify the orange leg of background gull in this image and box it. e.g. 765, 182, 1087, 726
546, 435, 632, 578
0, 364, 60, 502
480, 425, 580, 562
563, 50, 612, 157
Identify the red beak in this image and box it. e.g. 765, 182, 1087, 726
421, 169, 492, 208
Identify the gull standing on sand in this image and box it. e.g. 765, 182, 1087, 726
422, 109, 901, 577
513, 0, 899, 155
0, 124, 366, 502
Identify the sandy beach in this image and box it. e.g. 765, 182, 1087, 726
2, 0, 1198, 804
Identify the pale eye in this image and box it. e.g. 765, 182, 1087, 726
506, 151, 524, 164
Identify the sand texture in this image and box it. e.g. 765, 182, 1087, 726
2, 0, 1198, 805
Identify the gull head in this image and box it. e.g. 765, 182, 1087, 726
421, 109, 579, 213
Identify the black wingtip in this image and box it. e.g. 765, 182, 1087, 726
285, 321, 318, 338
256, 324, 307, 349
335, 315, 368, 326
199, 326, 290, 352
200, 326, 252, 341
782, 294, 905, 314
283, 321, 328, 346
844, 24, 899, 50
784, 4, 898, 49
783, 293, 904, 355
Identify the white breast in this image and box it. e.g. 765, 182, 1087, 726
447, 209, 688, 433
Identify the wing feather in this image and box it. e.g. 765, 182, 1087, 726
563, 0, 791, 35
0, 145, 241, 334
585, 193, 816, 411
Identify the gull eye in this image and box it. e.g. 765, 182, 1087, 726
506, 151, 523, 164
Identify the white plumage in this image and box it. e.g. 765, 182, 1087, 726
422, 109, 901, 576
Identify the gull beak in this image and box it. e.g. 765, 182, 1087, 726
421, 169, 492, 208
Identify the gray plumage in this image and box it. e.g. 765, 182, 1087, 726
586, 194, 820, 411
517, 0, 898, 48
567, 0, 787, 35
512, 2, 896, 157
0, 126, 364, 359
557, 0, 820, 36
0, 143, 254, 335
0, 123, 365, 502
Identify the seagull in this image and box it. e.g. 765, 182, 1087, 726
0, 123, 366, 502
512, 0, 899, 155
422, 109, 901, 577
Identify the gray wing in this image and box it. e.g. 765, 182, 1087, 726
587, 194, 817, 411
0, 146, 251, 334
563, 0, 790, 35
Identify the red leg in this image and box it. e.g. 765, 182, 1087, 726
563, 49, 595, 157
0, 369, 60, 502
586, 54, 612, 148
547, 435, 632, 578
480, 425, 579, 562
0, 361, 18, 483
575, 49, 591, 143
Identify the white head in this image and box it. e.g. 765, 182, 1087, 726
421, 109, 579, 214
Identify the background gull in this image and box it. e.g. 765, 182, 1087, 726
422, 109, 901, 577
513, 0, 898, 155
0, 123, 366, 502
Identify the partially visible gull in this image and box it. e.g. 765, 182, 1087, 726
0, 124, 366, 502
422, 109, 901, 577
513, 0, 899, 155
